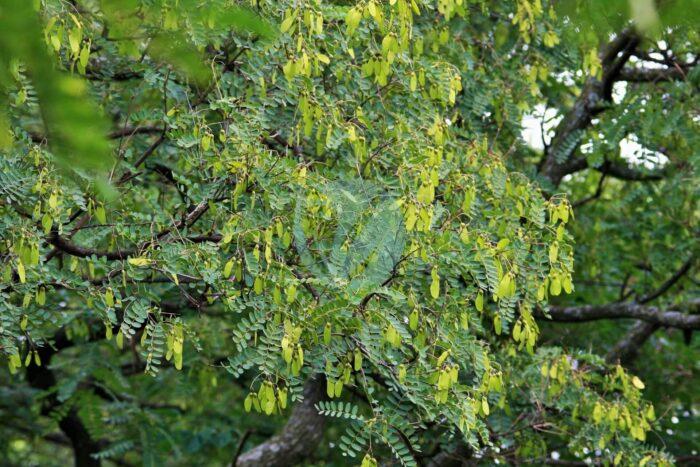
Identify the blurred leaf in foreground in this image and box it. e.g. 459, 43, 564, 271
0, 0, 115, 198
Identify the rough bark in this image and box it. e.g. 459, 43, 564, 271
606, 257, 696, 362
543, 299, 700, 330
235, 376, 327, 467
538, 29, 696, 363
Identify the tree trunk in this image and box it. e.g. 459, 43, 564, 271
25, 332, 102, 467
235, 376, 326, 467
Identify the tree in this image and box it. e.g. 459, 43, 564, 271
0, 1, 697, 466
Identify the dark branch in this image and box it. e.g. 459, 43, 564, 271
605, 321, 660, 364
231, 430, 253, 466
595, 160, 664, 181
262, 133, 307, 160
572, 173, 606, 208
108, 126, 164, 139
47, 198, 215, 260
30, 125, 163, 145
85, 69, 143, 81
639, 256, 696, 304
117, 131, 167, 183
539, 29, 640, 186
47, 231, 137, 260
25, 328, 104, 466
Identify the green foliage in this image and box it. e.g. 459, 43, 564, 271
316, 400, 364, 421
0, 0, 696, 466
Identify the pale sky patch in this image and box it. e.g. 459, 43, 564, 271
521, 103, 667, 170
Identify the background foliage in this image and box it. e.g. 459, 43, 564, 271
0, 0, 697, 466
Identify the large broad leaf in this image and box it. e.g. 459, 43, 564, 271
556, 0, 700, 39
0, 0, 115, 196
103, 0, 275, 85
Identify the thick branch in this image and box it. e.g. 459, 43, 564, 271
539, 30, 640, 186
595, 160, 664, 181
262, 133, 307, 160
605, 321, 660, 364
235, 376, 326, 467
30, 125, 163, 145
85, 69, 143, 81
47, 198, 214, 260
543, 300, 700, 330
605, 257, 696, 363
539, 156, 664, 187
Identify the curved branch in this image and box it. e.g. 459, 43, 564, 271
639, 256, 696, 304
572, 173, 606, 208
25, 328, 104, 466
605, 321, 660, 364
47, 231, 137, 260
605, 257, 696, 364
543, 299, 700, 330
539, 29, 640, 186
47, 198, 214, 260
594, 160, 664, 181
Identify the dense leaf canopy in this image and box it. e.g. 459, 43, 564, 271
0, 1, 697, 466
